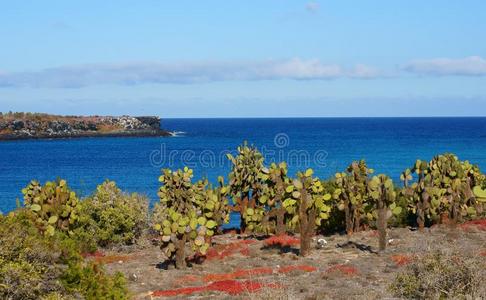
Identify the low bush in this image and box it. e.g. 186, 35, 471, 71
389, 251, 485, 299
73, 180, 149, 251
0, 211, 65, 299
0, 210, 128, 300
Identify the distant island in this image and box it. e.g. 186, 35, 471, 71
0, 112, 171, 140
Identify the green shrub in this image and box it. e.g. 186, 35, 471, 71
0, 209, 128, 300
61, 261, 127, 300
0, 210, 65, 299
73, 180, 149, 251
389, 251, 485, 299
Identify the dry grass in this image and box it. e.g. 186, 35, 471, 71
390, 246, 486, 299
244, 273, 294, 300
0, 128, 13, 135
97, 124, 122, 133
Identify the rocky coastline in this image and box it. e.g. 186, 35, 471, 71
0, 113, 171, 140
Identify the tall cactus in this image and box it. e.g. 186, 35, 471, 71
333, 160, 373, 235
368, 174, 398, 251
153, 167, 229, 269
259, 162, 293, 235
227, 142, 265, 233
22, 179, 79, 236
283, 169, 332, 256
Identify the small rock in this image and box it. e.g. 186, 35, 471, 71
129, 273, 138, 282
316, 238, 328, 249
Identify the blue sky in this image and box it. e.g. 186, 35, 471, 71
1, 1, 486, 117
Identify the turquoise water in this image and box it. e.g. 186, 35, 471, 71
1, 117, 486, 216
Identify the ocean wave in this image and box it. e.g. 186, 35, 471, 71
169, 131, 186, 137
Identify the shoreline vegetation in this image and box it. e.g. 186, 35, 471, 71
1, 143, 486, 299
0, 112, 171, 140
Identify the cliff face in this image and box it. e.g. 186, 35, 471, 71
0, 113, 170, 140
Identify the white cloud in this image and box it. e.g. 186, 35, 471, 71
0, 59, 382, 88
349, 64, 382, 79
404, 56, 486, 76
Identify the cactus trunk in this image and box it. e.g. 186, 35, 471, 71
377, 203, 387, 251
417, 210, 425, 230
417, 196, 426, 230
344, 200, 353, 235
276, 208, 286, 236
239, 194, 249, 233
299, 188, 315, 257
353, 207, 360, 233
175, 234, 187, 269
439, 212, 450, 225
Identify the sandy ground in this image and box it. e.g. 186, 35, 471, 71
93, 222, 486, 299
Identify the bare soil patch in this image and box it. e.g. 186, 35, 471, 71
93, 222, 486, 299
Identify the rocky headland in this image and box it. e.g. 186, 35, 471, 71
0, 112, 171, 140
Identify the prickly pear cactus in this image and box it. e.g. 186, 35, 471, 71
368, 174, 397, 251
227, 142, 266, 232
153, 167, 228, 268
259, 162, 293, 234
283, 168, 332, 256
333, 160, 374, 235
201, 176, 231, 233
405, 154, 485, 227
473, 186, 486, 202
22, 179, 79, 236
400, 169, 412, 187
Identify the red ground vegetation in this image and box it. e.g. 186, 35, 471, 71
205, 239, 256, 261
325, 264, 358, 276
390, 254, 413, 266
172, 274, 201, 286
152, 279, 280, 297
204, 267, 273, 282
263, 234, 300, 247
278, 265, 318, 273
81, 250, 104, 258
173, 264, 318, 286
460, 219, 486, 231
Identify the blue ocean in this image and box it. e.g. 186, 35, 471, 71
1, 117, 486, 217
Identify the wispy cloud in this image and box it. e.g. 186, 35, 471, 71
305, 2, 320, 13
404, 56, 486, 76
0, 59, 382, 88
348, 64, 382, 79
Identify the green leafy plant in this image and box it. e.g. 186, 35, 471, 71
0, 209, 128, 300
73, 180, 149, 251
61, 261, 128, 300
22, 179, 79, 236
